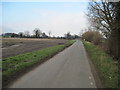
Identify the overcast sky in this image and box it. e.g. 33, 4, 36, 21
2, 0, 89, 36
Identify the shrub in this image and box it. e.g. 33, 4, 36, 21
82, 31, 102, 45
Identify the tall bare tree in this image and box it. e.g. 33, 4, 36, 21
18, 32, 24, 38
48, 30, 51, 38
33, 28, 42, 38
87, 1, 120, 60
64, 32, 72, 39
87, 1, 115, 38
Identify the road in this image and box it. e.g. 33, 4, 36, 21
9, 40, 97, 88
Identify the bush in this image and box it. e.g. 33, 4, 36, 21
82, 31, 102, 45
82, 31, 93, 42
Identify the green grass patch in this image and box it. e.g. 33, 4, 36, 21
0, 60, 1, 67
83, 41, 118, 88
2, 40, 76, 85
65, 40, 76, 46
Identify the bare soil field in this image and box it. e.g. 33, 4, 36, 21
2, 38, 67, 58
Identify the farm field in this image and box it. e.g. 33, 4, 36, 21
2, 38, 68, 58
2, 38, 75, 87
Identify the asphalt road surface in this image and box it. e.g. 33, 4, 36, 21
9, 40, 97, 88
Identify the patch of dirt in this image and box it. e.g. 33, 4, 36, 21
2, 38, 67, 58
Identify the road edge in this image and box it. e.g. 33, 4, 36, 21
82, 41, 104, 88
3, 41, 76, 88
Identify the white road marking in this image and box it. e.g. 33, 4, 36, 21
89, 76, 92, 79
90, 82, 93, 85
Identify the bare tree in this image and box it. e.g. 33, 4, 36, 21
24, 30, 30, 37
87, 1, 115, 38
87, 1, 120, 60
64, 32, 72, 39
18, 32, 24, 38
48, 30, 51, 38
33, 28, 42, 38
41, 32, 48, 38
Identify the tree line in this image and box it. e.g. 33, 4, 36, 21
2, 28, 80, 39
18, 28, 49, 38
82, 1, 120, 61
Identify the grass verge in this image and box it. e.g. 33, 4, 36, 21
83, 41, 118, 88
2, 40, 76, 87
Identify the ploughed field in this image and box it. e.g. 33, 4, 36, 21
2, 38, 67, 58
